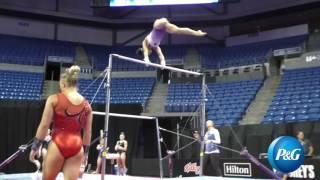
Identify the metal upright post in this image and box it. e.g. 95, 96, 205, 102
177, 118, 180, 159
199, 74, 206, 176
101, 54, 113, 180
156, 118, 164, 179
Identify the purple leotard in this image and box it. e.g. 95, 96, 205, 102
146, 27, 166, 48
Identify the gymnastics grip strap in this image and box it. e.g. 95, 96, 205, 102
31, 137, 44, 151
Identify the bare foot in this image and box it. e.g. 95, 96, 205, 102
196, 30, 207, 36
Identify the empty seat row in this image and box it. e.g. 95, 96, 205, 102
79, 77, 155, 105
0, 70, 44, 100
263, 67, 320, 123
166, 79, 263, 126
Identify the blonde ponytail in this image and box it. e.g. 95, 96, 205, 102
61, 65, 81, 87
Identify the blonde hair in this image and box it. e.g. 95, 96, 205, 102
61, 65, 81, 87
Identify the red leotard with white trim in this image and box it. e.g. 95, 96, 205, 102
52, 93, 91, 158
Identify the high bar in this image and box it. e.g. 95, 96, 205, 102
111, 54, 203, 76
93, 111, 156, 120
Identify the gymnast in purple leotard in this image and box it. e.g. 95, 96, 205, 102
137, 18, 207, 66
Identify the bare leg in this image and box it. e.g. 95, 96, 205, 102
116, 157, 121, 175
95, 157, 102, 173
166, 23, 206, 36
42, 143, 64, 180
62, 148, 84, 180
120, 153, 127, 176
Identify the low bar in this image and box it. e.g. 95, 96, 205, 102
112, 54, 203, 76
93, 111, 156, 120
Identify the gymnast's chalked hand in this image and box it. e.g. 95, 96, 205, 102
29, 149, 38, 163
79, 163, 86, 179
144, 57, 151, 67
29, 147, 41, 159
160, 60, 166, 68
33, 160, 41, 171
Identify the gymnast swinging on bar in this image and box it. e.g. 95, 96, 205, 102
137, 18, 207, 66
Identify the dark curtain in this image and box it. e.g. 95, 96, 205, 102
0, 100, 142, 174
0, 100, 45, 173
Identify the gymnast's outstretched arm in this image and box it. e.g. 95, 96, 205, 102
155, 46, 165, 66
142, 38, 151, 62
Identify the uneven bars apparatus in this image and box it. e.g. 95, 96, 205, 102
97, 54, 206, 179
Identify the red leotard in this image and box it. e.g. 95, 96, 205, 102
52, 93, 91, 158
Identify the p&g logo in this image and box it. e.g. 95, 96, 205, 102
275, 149, 301, 161
268, 136, 304, 173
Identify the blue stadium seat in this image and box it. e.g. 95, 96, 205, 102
79, 77, 155, 105
200, 35, 306, 69
0, 70, 43, 100
273, 116, 284, 123
285, 115, 297, 123
0, 35, 75, 65
296, 114, 309, 121
166, 79, 263, 126
266, 67, 320, 123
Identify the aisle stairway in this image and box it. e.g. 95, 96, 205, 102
240, 76, 281, 124
144, 82, 168, 114
41, 80, 59, 99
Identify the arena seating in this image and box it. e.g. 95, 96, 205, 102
0, 70, 44, 100
84, 45, 154, 71
79, 77, 155, 104
84, 45, 186, 71
165, 79, 264, 126
201, 35, 306, 69
84, 44, 111, 71
111, 46, 157, 71
269, 35, 306, 50
156, 45, 187, 61
263, 67, 320, 123
0, 35, 75, 66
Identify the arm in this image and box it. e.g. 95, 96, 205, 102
115, 141, 128, 151
35, 95, 55, 140
29, 95, 56, 161
115, 141, 120, 151
308, 143, 314, 156
211, 129, 221, 144
83, 108, 93, 147
123, 141, 128, 152
155, 46, 165, 66
142, 39, 150, 62
82, 109, 92, 165
204, 132, 210, 144
100, 129, 103, 138
165, 22, 206, 36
